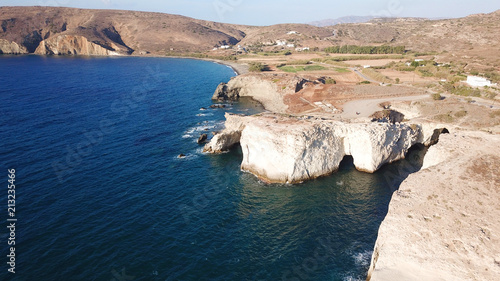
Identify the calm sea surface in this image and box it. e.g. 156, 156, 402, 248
0, 56, 424, 281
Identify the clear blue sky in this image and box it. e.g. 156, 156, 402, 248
2, 0, 499, 25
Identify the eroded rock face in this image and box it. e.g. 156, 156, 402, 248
203, 113, 248, 153
367, 131, 500, 281
205, 113, 424, 183
212, 74, 310, 113
0, 39, 28, 54
34, 35, 122, 56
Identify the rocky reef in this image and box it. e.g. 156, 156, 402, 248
204, 113, 440, 183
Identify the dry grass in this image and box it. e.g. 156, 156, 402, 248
362, 68, 393, 83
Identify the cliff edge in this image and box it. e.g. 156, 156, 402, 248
367, 131, 500, 280
213, 73, 310, 113
35, 35, 122, 56
204, 113, 439, 184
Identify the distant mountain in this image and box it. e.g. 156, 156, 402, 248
308, 16, 376, 27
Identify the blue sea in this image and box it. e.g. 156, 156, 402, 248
0, 56, 425, 281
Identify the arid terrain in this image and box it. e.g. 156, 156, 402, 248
2, 6, 500, 281
368, 130, 500, 281
1, 6, 499, 71
0, 6, 248, 55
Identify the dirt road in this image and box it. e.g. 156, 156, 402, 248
341, 94, 430, 118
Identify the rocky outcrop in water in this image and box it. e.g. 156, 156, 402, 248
203, 114, 248, 153
34, 35, 123, 56
204, 113, 430, 183
0, 39, 28, 54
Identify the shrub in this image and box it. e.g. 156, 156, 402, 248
454, 110, 468, 118
489, 110, 500, 118
287, 60, 311, 65
325, 78, 336, 84
324, 45, 405, 54
418, 69, 434, 77
435, 113, 454, 123
431, 93, 443, 100
304, 65, 326, 71
395, 78, 400, 84
249, 62, 269, 72
279, 66, 303, 73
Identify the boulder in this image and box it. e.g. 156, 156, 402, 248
197, 134, 208, 144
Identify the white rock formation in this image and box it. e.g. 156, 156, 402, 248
202, 114, 248, 153
212, 74, 309, 113
205, 113, 425, 183
368, 131, 500, 281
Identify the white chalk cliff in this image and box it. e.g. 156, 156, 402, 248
212, 73, 309, 113
367, 131, 500, 281
204, 113, 435, 183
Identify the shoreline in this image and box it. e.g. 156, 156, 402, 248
132, 53, 250, 76
0, 53, 249, 76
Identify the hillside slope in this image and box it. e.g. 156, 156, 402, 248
327, 11, 500, 70
0, 6, 247, 55
0, 6, 499, 71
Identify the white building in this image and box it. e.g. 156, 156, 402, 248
219, 45, 231, 49
363, 65, 371, 68
276, 40, 287, 46
295, 47, 310, 52
466, 76, 493, 87
287, 31, 298, 35
414, 59, 424, 62
286, 43, 295, 48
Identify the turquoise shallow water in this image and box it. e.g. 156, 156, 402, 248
0, 55, 425, 281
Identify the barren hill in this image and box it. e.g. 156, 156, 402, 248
0, 6, 247, 55
326, 11, 500, 71
1, 6, 499, 71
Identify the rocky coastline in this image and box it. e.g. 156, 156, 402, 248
367, 131, 500, 281
204, 73, 500, 280
204, 73, 445, 183
203, 112, 440, 183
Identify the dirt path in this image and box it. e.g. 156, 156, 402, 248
350, 67, 379, 83
341, 94, 430, 118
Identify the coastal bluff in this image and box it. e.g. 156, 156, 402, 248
204, 113, 438, 183
213, 73, 309, 113
35, 35, 124, 56
0, 39, 28, 54
367, 131, 500, 281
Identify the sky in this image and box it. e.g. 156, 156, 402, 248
1, 0, 499, 26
